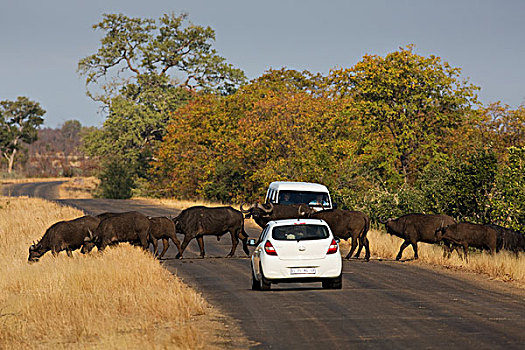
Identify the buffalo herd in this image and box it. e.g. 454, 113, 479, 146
28, 203, 525, 263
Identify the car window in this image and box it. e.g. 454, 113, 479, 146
272, 224, 329, 241
259, 226, 270, 243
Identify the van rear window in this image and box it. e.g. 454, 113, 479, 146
278, 191, 330, 207
272, 225, 329, 241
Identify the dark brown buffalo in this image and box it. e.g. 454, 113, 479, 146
488, 224, 525, 255
240, 202, 314, 228
28, 215, 100, 262
82, 211, 150, 252
174, 206, 249, 258
438, 222, 498, 262
148, 216, 182, 259
381, 213, 456, 260
309, 209, 371, 261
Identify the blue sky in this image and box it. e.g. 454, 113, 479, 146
1, 0, 524, 128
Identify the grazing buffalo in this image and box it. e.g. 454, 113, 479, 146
438, 222, 498, 262
381, 213, 456, 260
148, 216, 182, 259
82, 211, 150, 252
174, 206, 249, 258
28, 215, 100, 262
241, 202, 314, 228
308, 209, 371, 261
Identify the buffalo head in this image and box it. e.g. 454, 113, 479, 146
28, 241, 45, 263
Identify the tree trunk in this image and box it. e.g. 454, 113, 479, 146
7, 148, 16, 173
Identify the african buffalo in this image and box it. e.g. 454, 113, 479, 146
487, 224, 525, 255
174, 206, 249, 258
240, 202, 314, 228
82, 211, 150, 252
438, 222, 498, 262
308, 209, 371, 261
28, 215, 100, 262
381, 213, 456, 260
148, 216, 182, 259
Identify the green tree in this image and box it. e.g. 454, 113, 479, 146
329, 45, 479, 183
491, 147, 525, 231
78, 12, 246, 196
78, 12, 246, 101
0, 97, 45, 173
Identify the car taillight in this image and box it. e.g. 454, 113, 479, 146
264, 241, 277, 256
327, 239, 338, 254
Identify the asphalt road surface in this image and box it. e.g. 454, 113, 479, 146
3, 182, 525, 349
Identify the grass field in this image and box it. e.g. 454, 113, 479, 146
0, 196, 224, 349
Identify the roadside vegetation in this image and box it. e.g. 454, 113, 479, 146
0, 196, 220, 349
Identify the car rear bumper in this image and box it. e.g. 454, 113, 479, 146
261, 255, 342, 280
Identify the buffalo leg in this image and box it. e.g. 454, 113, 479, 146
345, 237, 359, 259
196, 236, 205, 257
411, 241, 419, 259
169, 233, 182, 257
362, 236, 370, 261
355, 235, 370, 261
176, 235, 193, 259
227, 232, 239, 257
157, 238, 170, 259
151, 238, 159, 257
355, 238, 363, 258
396, 241, 410, 260
239, 228, 250, 255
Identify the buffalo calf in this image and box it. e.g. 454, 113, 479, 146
148, 216, 182, 259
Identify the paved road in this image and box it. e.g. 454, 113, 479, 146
3, 182, 525, 349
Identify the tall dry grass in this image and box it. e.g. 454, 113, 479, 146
351, 229, 525, 287
0, 196, 213, 349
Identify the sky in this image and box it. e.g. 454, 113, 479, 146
1, 0, 524, 128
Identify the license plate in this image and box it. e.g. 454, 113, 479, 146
290, 267, 316, 275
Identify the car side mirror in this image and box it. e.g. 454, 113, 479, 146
247, 239, 258, 246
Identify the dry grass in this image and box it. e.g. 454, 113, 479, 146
0, 196, 218, 349
58, 177, 99, 199
133, 197, 226, 211
0, 177, 68, 185
340, 229, 525, 288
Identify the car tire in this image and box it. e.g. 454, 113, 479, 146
259, 264, 271, 291
322, 274, 342, 289
251, 265, 261, 291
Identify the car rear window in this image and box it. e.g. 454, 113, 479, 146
272, 224, 329, 241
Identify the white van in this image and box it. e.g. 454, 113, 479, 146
264, 181, 334, 211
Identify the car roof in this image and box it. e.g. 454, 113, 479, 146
267, 218, 330, 227
268, 181, 329, 192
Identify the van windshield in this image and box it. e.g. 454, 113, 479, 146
278, 191, 330, 208
272, 224, 330, 241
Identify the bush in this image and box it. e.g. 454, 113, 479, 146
95, 158, 134, 199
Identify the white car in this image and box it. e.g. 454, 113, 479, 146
249, 218, 342, 290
